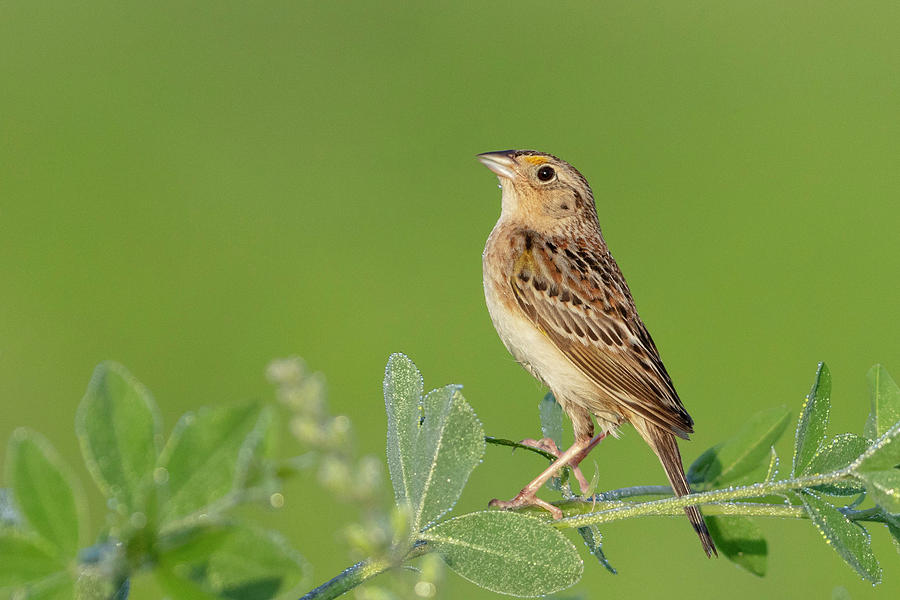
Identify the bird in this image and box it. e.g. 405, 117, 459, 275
478, 149, 716, 557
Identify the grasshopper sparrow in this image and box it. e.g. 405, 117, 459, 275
479, 149, 716, 557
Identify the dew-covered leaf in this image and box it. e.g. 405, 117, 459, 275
26, 571, 75, 600
857, 470, 900, 513
705, 516, 767, 576
800, 490, 880, 583
804, 434, 870, 495
156, 523, 308, 600
75, 568, 129, 600
6, 428, 85, 559
383, 353, 425, 512
688, 405, 790, 489
76, 362, 162, 514
383, 354, 484, 532
851, 420, 900, 472
539, 393, 564, 449
864, 365, 900, 440
411, 385, 484, 529
540, 394, 566, 491
0, 531, 66, 589
577, 525, 616, 574
793, 363, 831, 476
806, 434, 870, 474
885, 513, 900, 554
157, 402, 266, 527
423, 511, 583, 597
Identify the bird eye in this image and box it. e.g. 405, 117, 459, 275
537, 165, 555, 182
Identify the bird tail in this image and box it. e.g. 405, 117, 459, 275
639, 422, 717, 557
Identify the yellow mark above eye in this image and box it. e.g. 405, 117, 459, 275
523, 155, 548, 165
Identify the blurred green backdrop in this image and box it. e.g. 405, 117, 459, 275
2, 1, 899, 598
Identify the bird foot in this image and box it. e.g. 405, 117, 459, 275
489, 490, 563, 520
519, 437, 590, 493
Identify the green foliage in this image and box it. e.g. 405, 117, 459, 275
539, 393, 564, 449
799, 491, 880, 583
865, 365, 900, 439
157, 403, 270, 527
576, 525, 616, 575
793, 363, 832, 476
423, 511, 582, 597
6, 355, 900, 600
384, 353, 486, 533
6, 428, 85, 560
297, 355, 900, 599
156, 524, 306, 599
76, 362, 162, 517
1, 361, 307, 600
704, 516, 767, 577
688, 404, 790, 490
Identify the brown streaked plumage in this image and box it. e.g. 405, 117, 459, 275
479, 149, 716, 557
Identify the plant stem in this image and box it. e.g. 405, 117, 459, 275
298, 469, 879, 599
299, 558, 391, 600
552, 470, 855, 528
299, 543, 429, 600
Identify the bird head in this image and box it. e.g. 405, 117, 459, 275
477, 150, 598, 232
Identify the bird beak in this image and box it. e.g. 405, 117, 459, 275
477, 151, 516, 180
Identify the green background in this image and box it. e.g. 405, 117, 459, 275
2, 1, 899, 598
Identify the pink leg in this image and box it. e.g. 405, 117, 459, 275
519, 432, 607, 493
490, 435, 597, 519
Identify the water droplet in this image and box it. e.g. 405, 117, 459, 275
153, 467, 169, 484
130, 512, 147, 529
414, 582, 436, 597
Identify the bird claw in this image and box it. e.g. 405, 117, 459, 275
489, 491, 563, 520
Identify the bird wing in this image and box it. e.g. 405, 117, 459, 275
509, 235, 694, 437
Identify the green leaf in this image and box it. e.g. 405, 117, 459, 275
688, 405, 790, 489
412, 385, 485, 529
851, 420, 900, 472
793, 363, 831, 476
423, 511, 583, 597
156, 524, 308, 600
75, 568, 128, 600
804, 434, 870, 495
27, 572, 75, 600
856, 470, 900, 513
885, 513, 900, 555
157, 402, 266, 526
76, 362, 162, 515
576, 525, 616, 574
6, 429, 85, 559
0, 531, 65, 589
383, 354, 484, 531
540, 394, 566, 491
383, 353, 425, 513
799, 491, 880, 583
705, 516, 767, 577
539, 393, 564, 449
806, 434, 870, 474
864, 365, 900, 440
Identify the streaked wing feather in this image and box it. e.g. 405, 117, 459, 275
510, 238, 693, 437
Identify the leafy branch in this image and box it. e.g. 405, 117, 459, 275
1, 362, 308, 600
301, 358, 900, 598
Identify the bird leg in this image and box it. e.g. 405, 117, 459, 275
519, 433, 607, 493
489, 435, 596, 519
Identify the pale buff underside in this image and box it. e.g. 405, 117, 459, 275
482, 224, 624, 436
